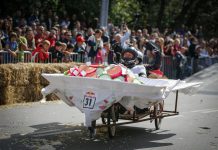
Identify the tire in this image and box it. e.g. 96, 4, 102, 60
154, 101, 163, 130
107, 105, 117, 138
101, 117, 106, 124
88, 121, 96, 139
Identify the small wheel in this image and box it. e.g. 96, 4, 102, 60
154, 101, 164, 130
101, 111, 107, 124
101, 117, 106, 124
107, 105, 117, 138
88, 121, 96, 139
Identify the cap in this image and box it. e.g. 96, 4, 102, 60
76, 36, 85, 43
55, 41, 63, 46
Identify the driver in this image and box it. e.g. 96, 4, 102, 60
121, 46, 147, 77
120, 46, 148, 114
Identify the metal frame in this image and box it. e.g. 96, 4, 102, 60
96, 90, 179, 128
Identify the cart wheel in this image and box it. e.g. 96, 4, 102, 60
107, 105, 116, 138
88, 121, 96, 139
154, 101, 163, 130
101, 117, 106, 124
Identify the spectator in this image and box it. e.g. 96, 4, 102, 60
155, 37, 165, 56
199, 40, 209, 58
135, 29, 143, 48
74, 35, 86, 62
138, 37, 146, 52
142, 28, 149, 38
5, 32, 18, 62
44, 9, 53, 31
164, 38, 174, 56
101, 27, 110, 44
73, 21, 83, 35
35, 25, 45, 46
172, 38, 181, 56
27, 10, 39, 26
175, 47, 187, 79
85, 27, 94, 41
2, 19, 12, 35
104, 42, 115, 64
61, 31, 74, 45
86, 29, 103, 63
149, 32, 158, 43
63, 17, 71, 29
46, 29, 57, 47
63, 44, 74, 62
111, 24, 131, 63
0, 19, 8, 48
144, 41, 162, 75
31, 22, 37, 35
14, 27, 28, 53
26, 29, 36, 51
32, 40, 50, 62
49, 41, 66, 63
188, 37, 198, 73
16, 37, 28, 62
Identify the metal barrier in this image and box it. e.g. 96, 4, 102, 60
143, 55, 218, 79
161, 56, 177, 79
0, 51, 32, 64
1, 50, 218, 79
31, 52, 85, 63
31, 52, 53, 63
69, 53, 85, 63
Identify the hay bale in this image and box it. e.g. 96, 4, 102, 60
0, 84, 44, 104
0, 65, 12, 87
0, 62, 81, 105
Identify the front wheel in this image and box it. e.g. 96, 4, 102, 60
154, 101, 164, 130
88, 121, 96, 139
107, 105, 117, 138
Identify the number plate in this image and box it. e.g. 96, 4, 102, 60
83, 95, 96, 109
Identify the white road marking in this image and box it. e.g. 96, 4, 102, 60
164, 115, 184, 119
191, 109, 216, 113
202, 110, 218, 114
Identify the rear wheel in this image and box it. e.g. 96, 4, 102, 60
154, 101, 164, 130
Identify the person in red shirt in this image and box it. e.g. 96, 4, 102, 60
95, 47, 103, 64
46, 28, 57, 47
35, 25, 45, 47
32, 40, 50, 62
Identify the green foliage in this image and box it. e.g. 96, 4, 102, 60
109, 0, 141, 26
0, 0, 217, 37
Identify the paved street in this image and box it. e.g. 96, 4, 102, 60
0, 64, 218, 150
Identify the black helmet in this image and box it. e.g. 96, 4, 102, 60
121, 46, 138, 68
136, 50, 143, 65
145, 41, 160, 52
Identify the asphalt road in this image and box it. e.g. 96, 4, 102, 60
0, 64, 218, 150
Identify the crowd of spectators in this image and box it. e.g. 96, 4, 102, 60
0, 10, 218, 79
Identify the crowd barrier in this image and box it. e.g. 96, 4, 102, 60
0, 51, 32, 64
0, 51, 85, 64
144, 55, 218, 79
1, 50, 218, 79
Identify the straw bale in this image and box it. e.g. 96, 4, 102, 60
0, 62, 81, 105
0, 64, 13, 87
0, 84, 42, 104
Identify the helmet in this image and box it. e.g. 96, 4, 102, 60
121, 46, 138, 68
145, 41, 160, 52
136, 50, 143, 65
